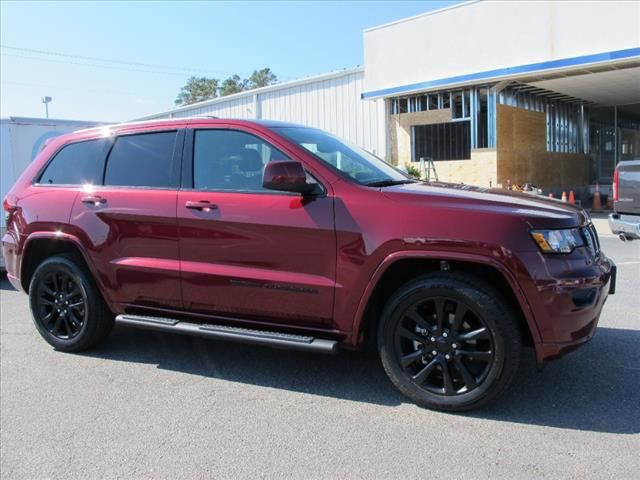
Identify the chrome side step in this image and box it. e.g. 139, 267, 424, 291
115, 314, 338, 354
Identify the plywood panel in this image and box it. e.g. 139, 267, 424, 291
496, 104, 590, 189
434, 149, 498, 187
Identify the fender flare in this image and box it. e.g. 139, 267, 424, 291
20, 231, 104, 296
350, 250, 542, 346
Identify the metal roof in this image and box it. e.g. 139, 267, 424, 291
136, 66, 364, 121
0, 116, 106, 125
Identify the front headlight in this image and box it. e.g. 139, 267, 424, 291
530, 228, 585, 253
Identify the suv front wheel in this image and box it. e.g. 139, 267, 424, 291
29, 254, 114, 352
378, 273, 522, 411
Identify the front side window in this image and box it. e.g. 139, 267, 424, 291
104, 131, 178, 188
274, 127, 412, 187
193, 129, 289, 192
38, 139, 110, 185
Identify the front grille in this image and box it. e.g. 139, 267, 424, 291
582, 223, 600, 257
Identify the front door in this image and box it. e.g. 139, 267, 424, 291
177, 127, 336, 327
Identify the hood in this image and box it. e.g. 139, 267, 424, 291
382, 181, 589, 229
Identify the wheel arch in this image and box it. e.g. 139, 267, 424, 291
20, 232, 99, 295
353, 251, 541, 349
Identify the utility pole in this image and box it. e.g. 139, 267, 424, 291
41, 96, 52, 118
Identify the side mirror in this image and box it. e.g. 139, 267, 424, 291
262, 160, 317, 195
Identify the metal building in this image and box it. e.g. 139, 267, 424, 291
138, 0, 639, 195
363, 0, 640, 193
138, 67, 387, 158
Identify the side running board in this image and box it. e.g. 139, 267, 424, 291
115, 314, 338, 354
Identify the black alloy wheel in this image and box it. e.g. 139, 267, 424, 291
29, 254, 114, 352
34, 269, 88, 340
378, 273, 522, 411
394, 296, 494, 396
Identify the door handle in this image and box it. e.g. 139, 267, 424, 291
185, 200, 218, 212
81, 195, 107, 205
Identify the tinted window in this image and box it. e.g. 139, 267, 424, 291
104, 131, 178, 188
274, 127, 410, 185
193, 130, 289, 192
38, 139, 109, 185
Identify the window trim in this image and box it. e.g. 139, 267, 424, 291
33, 137, 113, 188
183, 127, 327, 196
100, 129, 184, 190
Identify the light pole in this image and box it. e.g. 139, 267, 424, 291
41, 96, 52, 118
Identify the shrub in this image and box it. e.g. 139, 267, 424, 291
405, 163, 422, 180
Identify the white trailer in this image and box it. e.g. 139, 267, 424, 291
1, 117, 106, 269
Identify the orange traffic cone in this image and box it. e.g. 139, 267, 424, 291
561, 191, 567, 202
606, 195, 613, 210
568, 190, 576, 205
592, 182, 602, 212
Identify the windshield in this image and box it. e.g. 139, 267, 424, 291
273, 127, 413, 186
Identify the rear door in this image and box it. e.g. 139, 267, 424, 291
177, 126, 336, 327
33, 136, 112, 230
70, 129, 184, 310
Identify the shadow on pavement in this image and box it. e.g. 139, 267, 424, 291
87, 323, 639, 434
475, 326, 639, 434
0, 275, 17, 291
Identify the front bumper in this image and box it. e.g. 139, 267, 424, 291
608, 213, 640, 239
517, 248, 615, 364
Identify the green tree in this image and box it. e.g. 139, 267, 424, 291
248, 68, 278, 89
174, 76, 219, 106
219, 74, 248, 96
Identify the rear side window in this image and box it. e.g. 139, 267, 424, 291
38, 139, 109, 185
104, 131, 179, 188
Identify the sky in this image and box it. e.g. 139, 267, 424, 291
0, 0, 460, 122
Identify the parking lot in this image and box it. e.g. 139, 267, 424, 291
1, 225, 638, 479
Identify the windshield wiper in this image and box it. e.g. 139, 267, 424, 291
365, 179, 417, 187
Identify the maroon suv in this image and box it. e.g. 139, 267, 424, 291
2, 118, 616, 411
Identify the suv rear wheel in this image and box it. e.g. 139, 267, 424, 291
29, 254, 114, 352
378, 273, 521, 411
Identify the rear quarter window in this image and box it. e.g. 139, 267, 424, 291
104, 131, 179, 188
38, 138, 110, 185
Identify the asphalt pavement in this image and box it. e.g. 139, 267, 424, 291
1, 227, 639, 479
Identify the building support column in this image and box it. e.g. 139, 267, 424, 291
470, 88, 480, 149
488, 80, 511, 148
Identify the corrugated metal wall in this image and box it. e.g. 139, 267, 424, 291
258, 70, 382, 155
170, 95, 255, 119
142, 68, 385, 157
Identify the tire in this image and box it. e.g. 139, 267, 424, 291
29, 254, 114, 352
377, 272, 522, 412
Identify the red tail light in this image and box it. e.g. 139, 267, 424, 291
612, 167, 619, 202
3, 197, 16, 225
3, 198, 11, 226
